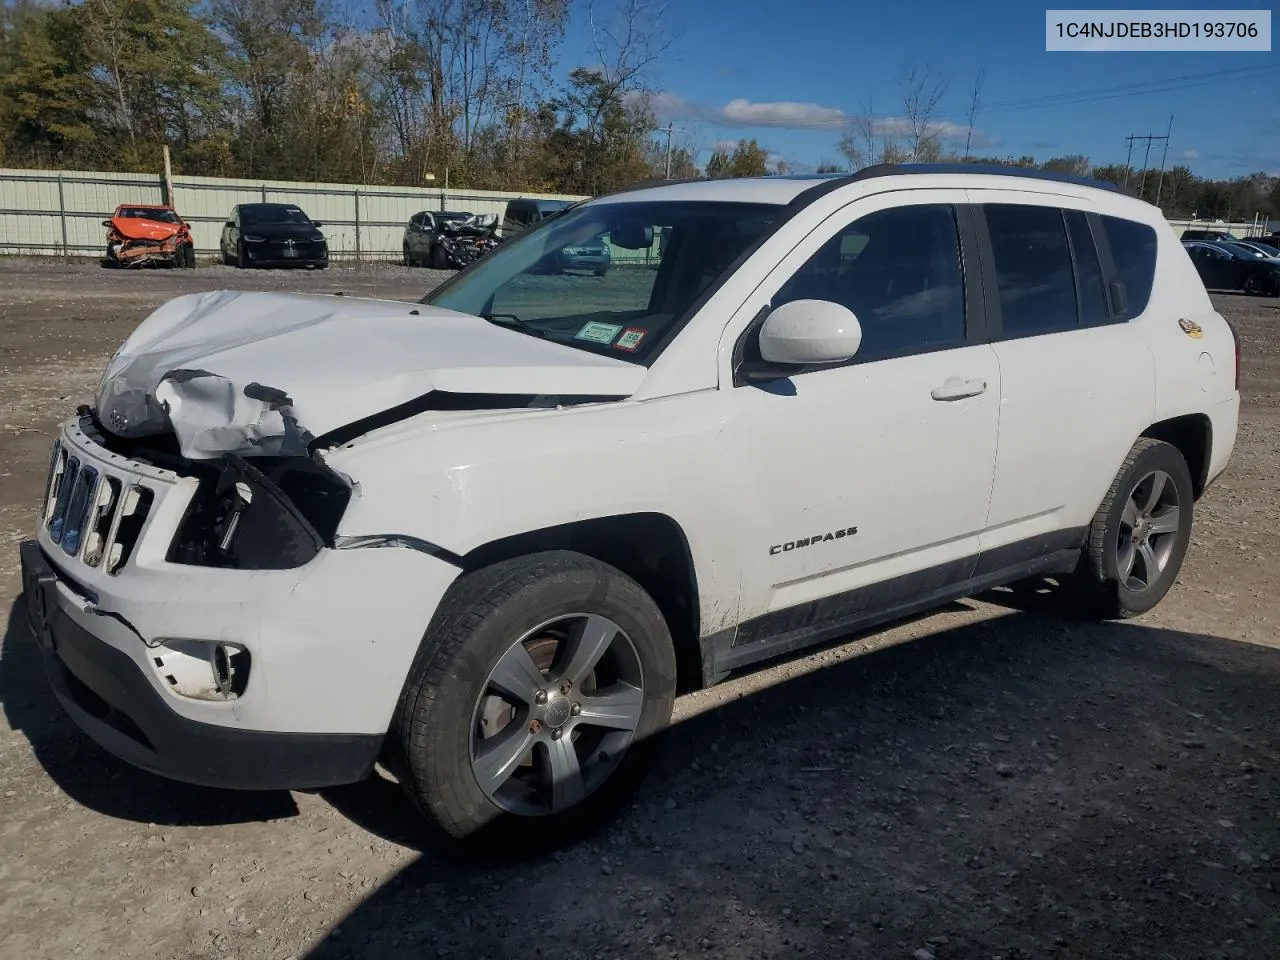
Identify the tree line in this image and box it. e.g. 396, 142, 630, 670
0, 0, 1274, 221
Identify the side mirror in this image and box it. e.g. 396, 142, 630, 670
758, 299, 863, 365
225, 221, 234, 228
312, 221, 323, 229
102, 219, 112, 227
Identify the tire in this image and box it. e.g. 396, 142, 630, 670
1244, 273, 1261, 296
391, 550, 677, 854
221, 246, 233, 266
403, 245, 414, 268
236, 241, 249, 269
1067, 438, 1194, 619
102, 246, 118, 269
430, 243, 449, 269
182, 243, 196, 269
594, 267, 608, 277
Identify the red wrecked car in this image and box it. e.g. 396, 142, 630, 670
102, 204, 196, 269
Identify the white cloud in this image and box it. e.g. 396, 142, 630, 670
639, 90, 989, 146
1181, 149, 1200, 159
640, 91, 847, 130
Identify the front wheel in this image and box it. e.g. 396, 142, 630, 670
391, 551, 676, 852
1068, 438, 1194, 618
430, 243, 449, 269
182, 243, 196, 268
236, 241, 249, 269
1244, 273, 1261, 296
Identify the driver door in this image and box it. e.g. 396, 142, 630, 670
725, 193, 1001, 630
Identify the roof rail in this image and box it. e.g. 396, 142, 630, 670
792, 162, 1135, 199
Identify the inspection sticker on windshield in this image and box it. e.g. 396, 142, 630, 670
575, 321, 623, 344
615, 328, 647, 351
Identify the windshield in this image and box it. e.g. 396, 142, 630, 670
422, 200, 781, 364
242, 205, 311, 226
118, 207, 180, 223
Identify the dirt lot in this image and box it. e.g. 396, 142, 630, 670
1, 258, 1279, 960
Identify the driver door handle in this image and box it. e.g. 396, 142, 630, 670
931, 376, 988, 402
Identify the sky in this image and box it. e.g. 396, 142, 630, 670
555, 0, 1279, 179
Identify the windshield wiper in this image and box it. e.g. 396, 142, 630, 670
482, 313, 546, 338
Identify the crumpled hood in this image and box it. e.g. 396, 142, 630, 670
95, 290, 647, 459
111, 218, 183, 241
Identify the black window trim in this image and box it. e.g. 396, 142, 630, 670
731, 201, 988, 386
1063, 209, 1125, 331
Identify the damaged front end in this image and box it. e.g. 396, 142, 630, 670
80, 410, 351, 571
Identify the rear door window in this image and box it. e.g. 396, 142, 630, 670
984, 204, 1078, 338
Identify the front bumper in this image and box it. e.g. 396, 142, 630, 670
20, 418, 464, 790
21, 541, 381, 789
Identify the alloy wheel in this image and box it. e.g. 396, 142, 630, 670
469, 614, 645, 817
1116, 469, 1181, 591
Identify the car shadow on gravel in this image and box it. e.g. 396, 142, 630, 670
0, 598, 298, 825
303, 604, 1280, 960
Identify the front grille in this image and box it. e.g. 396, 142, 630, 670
42, 439, 155, 574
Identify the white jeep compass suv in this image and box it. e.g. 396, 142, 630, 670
21, 164, 1240, 847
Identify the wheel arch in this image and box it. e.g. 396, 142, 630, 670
1141, 413, 1212, 499
458, 512, 704, 693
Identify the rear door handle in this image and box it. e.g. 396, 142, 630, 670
931, 376, 988, 402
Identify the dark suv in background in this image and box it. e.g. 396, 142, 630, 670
220, 203, 329, 269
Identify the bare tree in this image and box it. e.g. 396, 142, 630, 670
585, 0, 671, 138
963, 68, 984, 160
900, 64, 948, 162
836, 98, 879, 171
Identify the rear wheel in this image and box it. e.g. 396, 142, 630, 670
1067, 438, 1194, 618
392, 551, 676, 852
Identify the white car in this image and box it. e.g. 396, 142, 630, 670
21, 165, 1240, 848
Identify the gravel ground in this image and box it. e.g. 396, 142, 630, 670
1, 258, 1278, 960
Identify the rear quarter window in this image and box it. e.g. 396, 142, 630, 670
1101, 215, 1157, 316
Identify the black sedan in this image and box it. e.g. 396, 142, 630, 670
220, 203, 329, 269
1183, 240, 1280, 296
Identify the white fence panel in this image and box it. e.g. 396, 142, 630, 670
0, 167, 586, 260
1, 166, 1274, 260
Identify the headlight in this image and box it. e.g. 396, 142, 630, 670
244, 235, 266, 243
168, 455, 351, 570
312, 234, 326, 242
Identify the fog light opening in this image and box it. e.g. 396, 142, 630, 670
149, 638, 251, 700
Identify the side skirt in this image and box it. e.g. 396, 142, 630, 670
699, 529, 1086, 685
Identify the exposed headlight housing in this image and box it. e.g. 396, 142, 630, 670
244, 235, 266, 243
168, 454, 351, 570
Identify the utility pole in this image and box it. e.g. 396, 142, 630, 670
1122, 129, 1170, 198
1154, 114, 1174, 208
662, 122, 684, 179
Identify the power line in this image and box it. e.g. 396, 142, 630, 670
659, 63, 1280, 131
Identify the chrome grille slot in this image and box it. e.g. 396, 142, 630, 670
105, 485, 154, 575
49, 456, 81, 544
83, 476, 122, 567
60, 465, 99, 557
41, 440, 64, 523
